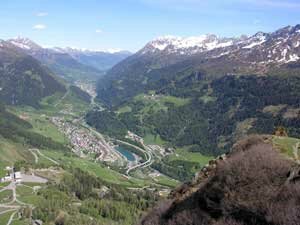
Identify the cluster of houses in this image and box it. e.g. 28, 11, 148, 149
0, 166, 22, 183
51, 117, 119, 162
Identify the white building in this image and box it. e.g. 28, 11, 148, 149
14, 171, 22, 183
0, 169, 22, 183
0, 174, 13, 182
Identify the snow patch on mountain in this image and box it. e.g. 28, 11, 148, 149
8, 37, 41, 50
242, 32, 267, 49
287, 54, 299, 62
143, 34, 238, 55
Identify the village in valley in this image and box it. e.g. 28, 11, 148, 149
50, 117, 123, 163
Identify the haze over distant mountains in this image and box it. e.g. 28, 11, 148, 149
0, 36, 131, 106
5, 37, 132, 82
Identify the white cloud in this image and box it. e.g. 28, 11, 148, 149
36, 12, 48, 17
105, 48, 123, 53
33, 24, 46, 30
96, 29, 103, 33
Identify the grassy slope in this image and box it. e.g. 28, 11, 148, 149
117, 94, 189, 147
168, 147, 214, 165
116, 93, 212, 181
3, 89, 180, 189
0, 190, 13, 203
16, 185, 43, 205
42, 150, 147, 187
155, 175, 179, 187
0, 211, 14, 225
8, 107, 68, 145
0, 137, 35, 177
11, 219, 30, 225
133, 94, 190, 114
272, 136, 300, 160
143, 133, 166, 145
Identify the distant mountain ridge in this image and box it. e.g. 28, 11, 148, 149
90, 24, 300, 162
97, 24, 300, 107
55, 47, 132, 71
138, 25, 300, 64
7, 37, 131, 82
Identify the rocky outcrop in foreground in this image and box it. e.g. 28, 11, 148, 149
139, 136, 300, 225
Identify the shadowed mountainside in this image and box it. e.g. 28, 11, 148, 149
0, 41, 66, 107
139, 136, 300, 225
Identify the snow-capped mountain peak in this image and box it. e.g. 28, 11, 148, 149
8, 37, 42, 50
135, 24, 300, 70
242, 32, 268, 49
141, 34, 238, 55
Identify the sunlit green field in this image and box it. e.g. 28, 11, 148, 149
155, 175, 179, 188
143, 133, 166, 145
0, 211, 15, 225
133, 94, 190, 114
16, 185, 43, 205
0, 190, 13, 204
42, 150, 148, 187
272, 136, 300, 160
168, 147, 213, 165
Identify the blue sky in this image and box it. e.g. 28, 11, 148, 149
0, 0, 299, 52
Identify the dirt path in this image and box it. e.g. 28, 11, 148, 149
293, 142, 300, 163
29, 148, 59, 165
54, 88, 70, 107
0, 181, 33, 225
28, 149, 39, 163
0, 209, 16, 215
6, 210, 17, 225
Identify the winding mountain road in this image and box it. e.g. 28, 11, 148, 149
29, 148, 59, 165
0, 181, 38, 224
115, 140, 153, 176
0, 182, 27, 225
54, 88, 70, 107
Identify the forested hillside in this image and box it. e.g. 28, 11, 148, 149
96, 25, 300, 107
0, 41, 66, 107
91, 25, 300, 162
0, 104, 67, 151
90, 75, 300, 157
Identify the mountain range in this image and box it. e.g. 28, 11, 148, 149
0, 22, 300, 225
55, 47, 132, 71
0, 36, 131, 106
97, 25, 300, 107
6, 37, 131, 82
91, 24, 300, 165
0, 40, 66, 106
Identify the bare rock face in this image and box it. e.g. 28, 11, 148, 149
139, 136, 300, 225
